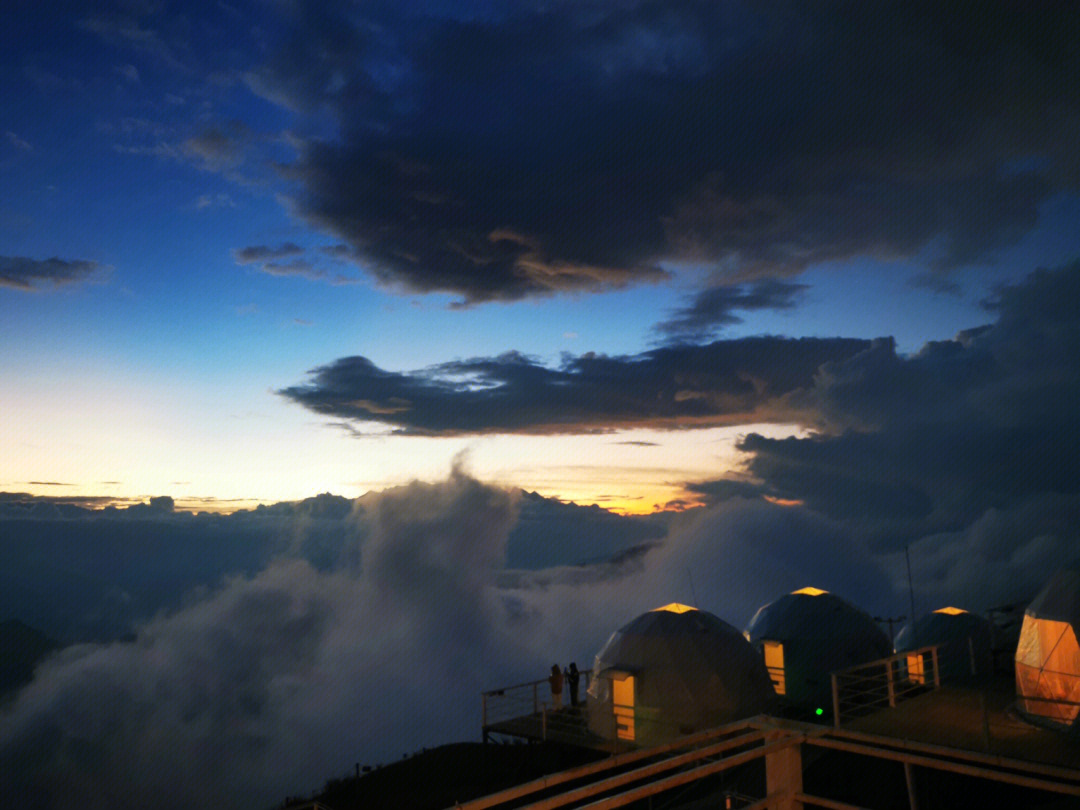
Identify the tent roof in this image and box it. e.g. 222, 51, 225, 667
745, 589, 888, 648
895, 607, 993, 653
1026, 568, 1080, 624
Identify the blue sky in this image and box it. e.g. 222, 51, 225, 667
3, 0, 1080, 513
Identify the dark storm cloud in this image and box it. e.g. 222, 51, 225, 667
0, 256, 101, 290
720, 264, 1080, 552
279, 336, 870, 435
654, 279, 808, 343
232, 243, 304, 264
247, 1, 1080, 302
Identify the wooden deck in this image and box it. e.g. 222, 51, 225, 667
483, 706, 618, 751
844, 674, 1080, 770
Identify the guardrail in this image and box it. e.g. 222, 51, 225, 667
482, 674, 591, 726
831, 645, 941, 725
482, 672, 744, 750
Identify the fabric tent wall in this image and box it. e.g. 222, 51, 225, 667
745, 587, 892, 711
895, 607, 995, 682
586, 604, 775, 746
1015, 568, 1080, 731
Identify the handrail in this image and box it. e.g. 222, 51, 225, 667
831, 644, 942, 725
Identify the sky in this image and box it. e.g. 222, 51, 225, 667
2, 2, 1080, 807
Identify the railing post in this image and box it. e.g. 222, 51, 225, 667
542, 706, 547, 741
482, 692, 488, 730
931, 646, 941, 689
887, 659, 896, 708
831, 673, 840, 728
533, 682, 539, 714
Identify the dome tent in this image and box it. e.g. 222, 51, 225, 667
745, 587, 892, 713
1015, 566, 1080, 731
586, 603, 775, 746
895, 607, 994, 684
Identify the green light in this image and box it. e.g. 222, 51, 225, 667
815, 708, 824, 716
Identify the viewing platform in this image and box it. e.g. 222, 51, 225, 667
474, 647, 1080, 809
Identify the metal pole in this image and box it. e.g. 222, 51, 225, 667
931, 647, 941, 689
832, 673, 841, 728
887, 660, 896, 708
903, 762, 919, 810
534, 682, 538, 714
905, 544, 917, 633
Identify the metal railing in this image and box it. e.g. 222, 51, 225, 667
482, 673, 594, 744
831, 645, 941, 725
482, 672, 732, 749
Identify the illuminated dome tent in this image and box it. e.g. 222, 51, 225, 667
1015, 567, 1080, 731
745, 587, 892, 713
587, 603, 775, 746
895, 607, 994, 684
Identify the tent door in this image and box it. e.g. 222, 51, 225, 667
613, 676, 635, 741
907, 653, 925, 685
763, 641, 786, 696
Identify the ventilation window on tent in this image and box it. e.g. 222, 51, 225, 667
763, 641, 785, 695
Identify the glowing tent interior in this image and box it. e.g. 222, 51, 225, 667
586, 603, 775, 746
1015, 567, 1080, 731
895, 607, 995, 684
744, 587, 892, 713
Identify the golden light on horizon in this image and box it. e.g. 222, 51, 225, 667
791, 586, 828, 596
933, 606, 968, 615
652, 603, 698, 613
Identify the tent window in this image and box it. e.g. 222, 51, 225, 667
613, 676, 635, 740
907, 653, 925, 685
763, 641, 785, 695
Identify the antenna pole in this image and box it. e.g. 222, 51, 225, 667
905, 544, 917, 627
687, 569, 699, 608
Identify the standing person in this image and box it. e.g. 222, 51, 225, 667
548, 664, 564, 710
565, 662, 581, 709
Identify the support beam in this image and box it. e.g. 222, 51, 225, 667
765, 730, 803, 810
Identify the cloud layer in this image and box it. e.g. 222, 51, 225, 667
279, 336, 870, 435
1, 471, 900, 809
245, 1, 1080, 302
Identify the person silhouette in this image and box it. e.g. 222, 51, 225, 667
565, 662, 580, 708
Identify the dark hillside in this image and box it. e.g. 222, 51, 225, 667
284, 742, 603, 810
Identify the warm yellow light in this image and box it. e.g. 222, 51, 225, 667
791, 586, 828, 596
652, 603, 697, 614
907, 653, 926, 685
763, 641, 786, 695
933, 606, 967, 615
763, 495, 805, 507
